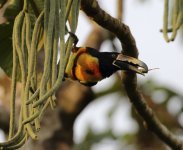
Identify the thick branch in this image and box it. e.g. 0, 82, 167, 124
81, 0, 183, 149
81, 0, 138, 57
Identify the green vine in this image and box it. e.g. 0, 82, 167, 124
162, 0, 183, 42
0, 0, 80, 149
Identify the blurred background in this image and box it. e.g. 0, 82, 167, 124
0, 0, 183, 150
74, 0, 183, 149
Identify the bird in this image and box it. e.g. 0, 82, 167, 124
64, 46, 148, 86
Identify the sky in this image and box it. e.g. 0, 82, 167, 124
74, 0, 183, 148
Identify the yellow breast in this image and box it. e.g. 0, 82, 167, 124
65, 48, 103, 82
75, 53, 102, 82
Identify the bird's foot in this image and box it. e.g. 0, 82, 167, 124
68, 32, 79, 49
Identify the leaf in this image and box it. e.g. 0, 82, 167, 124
3, 0, 21, 20
0, 0, 6, 8
4, 0, 44, 20
0, 22, 13, 77
31, 0, 44, 14
0, 0, 44, 78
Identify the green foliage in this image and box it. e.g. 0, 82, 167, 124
0, 0, 81, 149
0, 22, 13, 77
3, 0, 44, 20
0, 0, 6, 8
3, 0, 21, 20
162, 0, 183, 42
30, 0, 44, 15
0, 0, 44, 77
0, 0, 5, 3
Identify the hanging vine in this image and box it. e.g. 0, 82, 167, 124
0, 0, 80, 149
162, 0, 183, 42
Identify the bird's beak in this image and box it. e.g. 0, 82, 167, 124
112, 54, 148, 75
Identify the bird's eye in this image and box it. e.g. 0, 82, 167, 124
85, 69, 94, 75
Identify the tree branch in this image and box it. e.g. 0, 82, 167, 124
81, 0, 138, 57
81, 0, 183, 149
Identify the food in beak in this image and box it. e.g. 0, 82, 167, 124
112, 54, 148, 75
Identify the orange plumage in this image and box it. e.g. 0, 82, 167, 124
64, 46, 148, 86
75, 53, 102, 82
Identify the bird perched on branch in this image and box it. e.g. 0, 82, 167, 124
64, 33, 148, 86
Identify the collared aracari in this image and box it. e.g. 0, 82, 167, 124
65, 46, 148, 86
64, 33, 148, 86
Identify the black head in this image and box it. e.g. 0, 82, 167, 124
86, 47, 120, 78
87, 47, 148, 78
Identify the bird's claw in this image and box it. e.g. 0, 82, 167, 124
68, 32, 79, 49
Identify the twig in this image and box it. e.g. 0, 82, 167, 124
81, 0, 183, 149
117, 0, 123, 21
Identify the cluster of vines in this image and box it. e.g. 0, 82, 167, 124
0, 0, 80, 149
162, 0, 183, 42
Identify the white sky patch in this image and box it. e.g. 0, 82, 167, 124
74, 0, 183, 149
